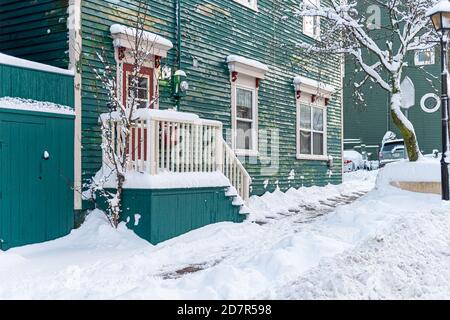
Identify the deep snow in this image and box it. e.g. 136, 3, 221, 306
1, 170, 450, 299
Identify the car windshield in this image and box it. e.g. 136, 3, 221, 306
382, 142, 404, 153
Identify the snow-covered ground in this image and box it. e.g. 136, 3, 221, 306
1, 170, 450, 299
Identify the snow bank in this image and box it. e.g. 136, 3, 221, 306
94, 167, 231, 189
376, 159, 440, 189
0, 97, 75, 115
0, 53, 74, 76
247, 171, 378, 221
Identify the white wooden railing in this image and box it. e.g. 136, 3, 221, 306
102, 113, 251, 200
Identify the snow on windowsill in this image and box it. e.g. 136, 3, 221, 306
0, 97, 75, 116
0, 53, 74, 76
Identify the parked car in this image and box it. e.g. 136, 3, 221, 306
379, 139, 408, 167
344, 150, 364, 172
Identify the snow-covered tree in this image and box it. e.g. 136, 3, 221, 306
89, 1, 160, 227
296, 0, 438, 161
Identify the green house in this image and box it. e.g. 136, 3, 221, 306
0, 0, 343, 246
343, 1, 441, 159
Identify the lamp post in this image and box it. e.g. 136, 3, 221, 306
427, 0, 450, 200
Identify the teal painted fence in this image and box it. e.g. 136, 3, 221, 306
0, 63, 74, 107
99, 187, 245, 244
0, 108, 75, 250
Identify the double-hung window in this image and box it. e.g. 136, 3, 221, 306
227, 55, 268, 157
298, 103, 326, 158
235, 87, 256, 151
303, 0, 321, 40
127, 73, 150, 109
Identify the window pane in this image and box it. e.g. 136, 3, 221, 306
236, 120, 253, 150
138, 77, 148, 88
300, 105, 311, 129
237, 88, 253, 119
138, 88, 148, 100
313, 133, 324, 155
312, 107, 324, 131
300, 130, 311, 154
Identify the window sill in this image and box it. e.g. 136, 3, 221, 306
235, 149, 259, 157
296, 154, 328, 161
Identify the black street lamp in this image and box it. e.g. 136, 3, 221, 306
427, 0, 450, 200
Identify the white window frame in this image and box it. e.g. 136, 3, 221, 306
303, 0, 321, 40
125, 71, 151, 109
414, 48, 435, 66
232, 0, 258, 12
296, 99, 328, 161
232, 83, 259, 157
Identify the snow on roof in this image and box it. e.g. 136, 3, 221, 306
0, 53, 74, 76
110, 24, 173, 49
226, 55, 269, 72
426, 0, 450, 17
0, 97, 75, 116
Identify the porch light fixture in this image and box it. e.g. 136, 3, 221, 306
427, 0, 450, 200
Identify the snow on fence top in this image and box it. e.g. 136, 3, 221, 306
0, 53, 74, 76
0, 97, 75, 116
99, 108, 222, 126
94, 168, 231, 190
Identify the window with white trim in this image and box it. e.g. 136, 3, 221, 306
232, 0, 258, 11
303, 0, 321, 39
235, 86, 257, 151
297, 102, 327, 158
227, 55, 267, 156
415, 49, 435, 66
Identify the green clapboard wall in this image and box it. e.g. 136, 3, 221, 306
0, 0, 70, 69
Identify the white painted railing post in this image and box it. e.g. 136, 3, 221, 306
216, 125, 224, 172
148, 119, 157, 175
